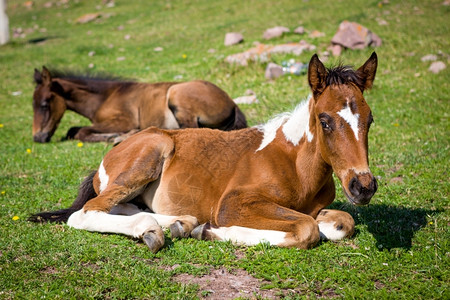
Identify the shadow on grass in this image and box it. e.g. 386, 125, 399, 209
328, 202, 442, 250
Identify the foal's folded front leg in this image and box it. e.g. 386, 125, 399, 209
192, 191, 321, 249
315, 209, 355, 241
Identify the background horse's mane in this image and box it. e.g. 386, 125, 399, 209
35, 68, 137, 94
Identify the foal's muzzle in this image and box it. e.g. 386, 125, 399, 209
33, 132, 51, 143
346, 173, 378, 206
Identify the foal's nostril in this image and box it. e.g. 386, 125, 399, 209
348, 177, 362, 197
347, 175, 377, 205
371, 177, 378, 194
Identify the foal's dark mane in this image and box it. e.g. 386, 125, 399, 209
325, 65, 364, 90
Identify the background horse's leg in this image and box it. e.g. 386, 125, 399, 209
192, 191, 320, 249
315, 209, 355, 241
70, 126, 121, 142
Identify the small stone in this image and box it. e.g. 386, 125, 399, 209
263, 26, 290, 40
116, 56, 126, 61
224, 32, 244, 46
330, 44, 342, 56
154, 47, 163, 52
265, 62, 284, 80
309, 30, 325, 38
76, 13, 101, 24
428, 61, 446, 73
294, 26, 305, 34
124, 34, 131, 40
421, 54, 437, 62
233, 95, 259, 104
88, 51, 95, 56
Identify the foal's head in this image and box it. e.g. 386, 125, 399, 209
308, 53, 378, 205
33, 67, 67, 143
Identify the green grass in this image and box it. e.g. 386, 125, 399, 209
1, 0, 449, 298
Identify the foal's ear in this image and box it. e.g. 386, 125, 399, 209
308, 54, 328, 98
356, 52, 378, 91
33, 68, 41, 84
41, 66, 52, 85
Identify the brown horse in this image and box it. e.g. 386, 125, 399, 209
30, 53, 378, 253
32, 67, 247, 143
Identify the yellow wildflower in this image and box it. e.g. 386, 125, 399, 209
0, 123, 4, 128
12, 216, 19, 221
182, 54, 187, 59
26, 148, 32, 154
77, 142, 84, 148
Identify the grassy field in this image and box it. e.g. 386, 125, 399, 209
1, 0, 449, 298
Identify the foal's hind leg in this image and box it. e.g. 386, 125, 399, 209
68, 129, 175, 252
315, 209, 355, 241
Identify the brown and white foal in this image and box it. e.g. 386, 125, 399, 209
31, 53, 378, 252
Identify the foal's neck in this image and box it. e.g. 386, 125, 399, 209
61, 79, 116, 121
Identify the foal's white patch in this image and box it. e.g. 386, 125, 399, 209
209, 225, 287, 246
98, 160, 109, 193
337, 105, 360, 141
318, 221, 346, 241
256, 96, 313, 151
282, 99, 314, 145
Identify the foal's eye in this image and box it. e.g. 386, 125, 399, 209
320, 121, 330, 130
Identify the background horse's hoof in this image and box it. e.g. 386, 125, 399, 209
142, 229, 165, 253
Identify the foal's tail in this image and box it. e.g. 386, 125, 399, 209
220, 106, 248, 131
29, 171, 97, 223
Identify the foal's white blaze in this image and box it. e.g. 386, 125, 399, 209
337, 105, 360, 141
256, 97, 313, 151
98, 160, 109, 193
209, 225, 287, 246
67, 210, 160, 238
318, 222, 347, 241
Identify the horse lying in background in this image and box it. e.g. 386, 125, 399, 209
31, 53, 378, 253
32, 67, 247, 143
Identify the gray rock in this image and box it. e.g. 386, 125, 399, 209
224, 32, 244, 46
294, 26, 305, 34
263, 26, 290, 40
331, 21, 382, 49
428, 61, 446, 73
421, 54, 437, 62
265, 62, 284, 80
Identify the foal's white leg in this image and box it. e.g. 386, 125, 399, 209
104, 203, 198, 238
67, 210, 165, 252
192, 224, 288, 246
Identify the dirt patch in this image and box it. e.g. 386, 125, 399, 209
172, 267, 280, 299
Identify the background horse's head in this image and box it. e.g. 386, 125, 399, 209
308, 53, 378, 206
33, 67, 67, 143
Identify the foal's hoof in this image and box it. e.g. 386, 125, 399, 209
191, 223, 209, 240
143, 229, 165, 253
170, 221, 189, 239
